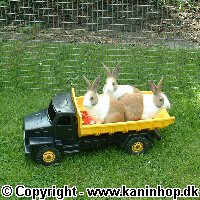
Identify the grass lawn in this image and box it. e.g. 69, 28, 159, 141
0, 41, 200, 199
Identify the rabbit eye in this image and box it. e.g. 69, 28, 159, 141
112, 82, 115, 86
91, 97, 94, 100
160, 98, 163, 102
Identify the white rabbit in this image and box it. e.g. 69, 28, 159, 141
83, 75, 125, 124
103, 63, 141, 100
119, 76, 171, 121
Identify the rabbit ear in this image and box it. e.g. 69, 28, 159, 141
157, 75, 164, 91
112, 64, 120, 79
148, 80, 158, 94
83, 75, 92, 90
92, 76, 100, 91
103, 63, 112, 77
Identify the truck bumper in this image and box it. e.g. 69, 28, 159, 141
25, 144, 31, 154
24, 130, 30, 154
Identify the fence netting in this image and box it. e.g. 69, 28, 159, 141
0, 0, 199, 95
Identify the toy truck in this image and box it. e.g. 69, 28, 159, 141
24, 88, 175, 165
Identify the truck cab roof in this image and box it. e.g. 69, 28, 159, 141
52, 92, 75, 114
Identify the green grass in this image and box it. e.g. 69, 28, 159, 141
0, 90, 199, 199
0, 41, 200, 199
0, 40, 199, 95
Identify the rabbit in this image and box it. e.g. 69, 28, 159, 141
119, 76, 171, 121
103, 63, 141, 100
83, 75, 125, 124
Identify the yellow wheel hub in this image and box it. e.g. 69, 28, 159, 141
132, 142, 144, 152
43, 151, 56, 163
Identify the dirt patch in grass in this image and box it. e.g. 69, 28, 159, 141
164, 3, 200, 46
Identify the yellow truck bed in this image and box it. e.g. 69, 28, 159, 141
72, 88, 175, 137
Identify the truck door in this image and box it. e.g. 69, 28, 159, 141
55, 115, 75, 141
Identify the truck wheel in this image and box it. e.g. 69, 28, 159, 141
124, 135, 150, 155
36, 146, 61, 166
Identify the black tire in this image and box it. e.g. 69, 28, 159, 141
123, 135, 150, 155
36, 146, 61, 166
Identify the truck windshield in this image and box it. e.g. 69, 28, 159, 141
48, 101, 56, 122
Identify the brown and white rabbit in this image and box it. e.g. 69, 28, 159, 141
103, 63, 141, 100
119, 76, 171, 121
83, 75, 125, 124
